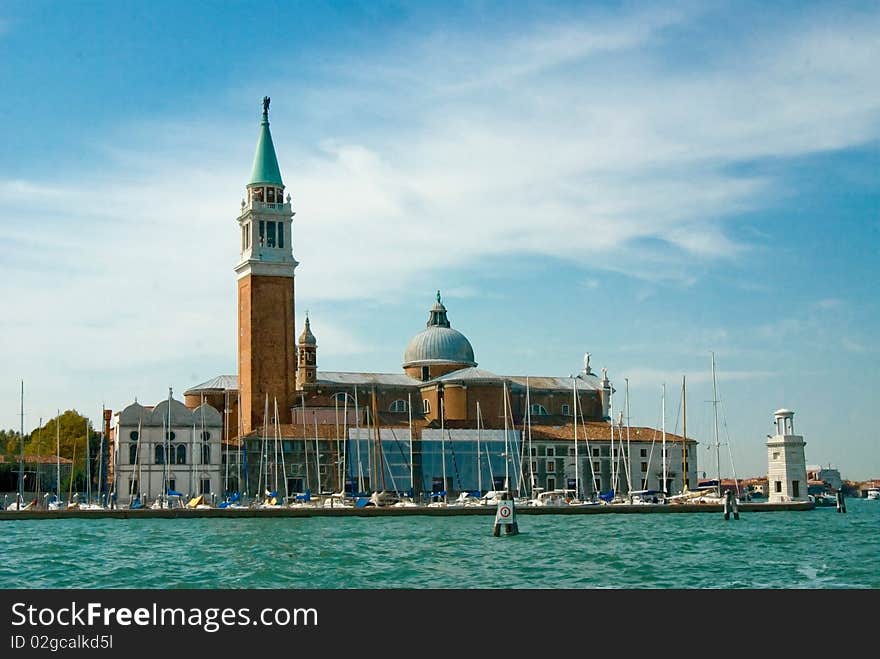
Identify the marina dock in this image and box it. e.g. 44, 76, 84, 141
0, 500, 814, 520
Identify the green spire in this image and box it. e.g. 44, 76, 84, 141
248, 96, 284, 187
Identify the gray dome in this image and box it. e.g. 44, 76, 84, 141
403, 291, 476, 368
403, 326, 476, 368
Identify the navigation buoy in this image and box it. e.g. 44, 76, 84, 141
723, 489, 739, 520
493, 492, 519, 536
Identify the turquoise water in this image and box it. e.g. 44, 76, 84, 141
1, 500, 877, 589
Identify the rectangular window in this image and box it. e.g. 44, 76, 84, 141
593, 461, 601, 473
253, 187, 264, 202
530, 447, 537, 457
259, 220, 265, 246
278, 222, 284, 248
568, 447, 576, 456
561, 404, 570, 416
640, 449, 647, 458
592, 448, 600, 457
202, 444, 211, 464
772, 452, 780, 460
241, 226, 246, 252
530, 460, 538, 474
775, 481, 782, 493
267, 187, 276, 203
792, 480, 800, 498
594, 478, 601, 492
546, 447, 555, 457
129, 479, 139, 496
267, 221, 277, 247
641, 462, 648, 472
168, 479, 176, 493
546, 460, 555, 472
200, 479, 211, 495
547, 477, 556, 491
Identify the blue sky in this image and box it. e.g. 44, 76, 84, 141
1, 1, 878, 480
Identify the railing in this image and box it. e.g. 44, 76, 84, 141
244, 201, 292, 212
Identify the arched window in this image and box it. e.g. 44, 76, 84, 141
176, 445, 187, 465
155, 445, 165, 465
423, 399, 431, 414
333, 392, 355, 404
389, 399, 408, 413
530, 403, 548, 416
200, 431, 210, 441
201, 444, 211, 464
129, 444, 139, 465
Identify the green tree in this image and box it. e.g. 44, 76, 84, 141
26, 410, 99, 467
0, 429, 26, 459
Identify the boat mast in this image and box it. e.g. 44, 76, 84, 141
275, 398, 290, 504
682, 375, 688, 492
572, 376, 579, 500
301, 392, 310, 493
371, 386, 384, 492
223, 389, 229, 497
354, 387, 362, 494
56, 410, 61, 503
440, 397, 447, 502
476, 401, 483, 495
407, 392, 413, 497
165, 387, 172, 499
711, 351, 721, 497
342, 393, 349, 495
133, 414, 143, 503
609, 386, 616, 496
313, 408, 322, 496
335, 394, 340, 490
661, 383, 667, 496
279, 399, 288, 502
525, 377, 534, 497
259, 394, 268, 500
503, 380, 510, 493
625, 378, 632, 494
18, 380, 24, 506
85, 417, 91, 505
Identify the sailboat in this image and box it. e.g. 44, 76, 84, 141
629, 384, 669, 505
48, 411, 63, 510
79, 416, 105, 510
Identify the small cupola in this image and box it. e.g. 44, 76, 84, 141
297, 314, 317, 389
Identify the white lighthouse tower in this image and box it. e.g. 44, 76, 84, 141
766, 408, 808, 502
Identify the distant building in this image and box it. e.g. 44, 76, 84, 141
111, 396, 223, 504
806, 465, 842, 491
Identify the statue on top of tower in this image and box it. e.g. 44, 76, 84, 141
262, 96, 270, 113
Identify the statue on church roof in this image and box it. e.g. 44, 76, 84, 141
583, 352, 592, 375
436, 290, 441, 304
262, 96, 270, 113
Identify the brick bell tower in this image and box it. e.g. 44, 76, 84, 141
235, 96, 298, 434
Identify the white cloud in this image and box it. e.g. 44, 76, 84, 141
2, 3, 880, 432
